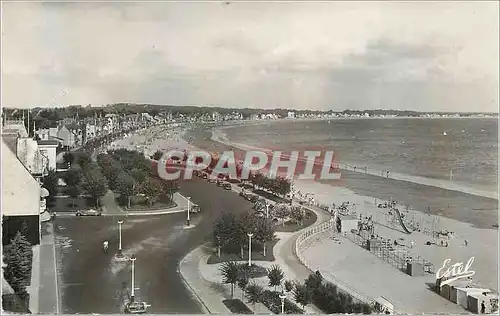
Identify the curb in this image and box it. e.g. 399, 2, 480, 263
177, 252, 212, 314
124, 208, 186, 216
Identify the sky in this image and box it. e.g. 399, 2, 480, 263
1, 1, 499, 112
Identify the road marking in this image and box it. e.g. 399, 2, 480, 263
52, 232, 60, 314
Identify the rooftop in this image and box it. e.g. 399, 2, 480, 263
37, 139, 60, 146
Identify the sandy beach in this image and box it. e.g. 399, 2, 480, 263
184, 124, 498, 296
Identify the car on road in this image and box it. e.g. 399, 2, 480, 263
201, 173, 209, 179
208, 178, 217, 183
190, 204, 201, 213
223, 183, 232, 190
216, 179, 224, 186
76, 209, 103, 216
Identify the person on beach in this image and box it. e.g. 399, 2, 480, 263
386, 171, 390, 178
481, 301, 486, 314
464, 239, 468, 247
364, 166, 367, 174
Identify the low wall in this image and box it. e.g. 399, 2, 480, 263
294, 218, 379, 308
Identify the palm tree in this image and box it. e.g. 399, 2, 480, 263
237, 272, 249, 300
245, 282, 263, 307
220, 261, 240, 298
267, 264, 285, 292
293, 283, 312, 313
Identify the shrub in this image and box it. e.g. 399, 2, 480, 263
260, 290, 303, 314
303, 272, 373, 314
238, 263, 268, 279
222, 299, 253, 314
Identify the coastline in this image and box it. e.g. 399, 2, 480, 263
184, 126, 498, 230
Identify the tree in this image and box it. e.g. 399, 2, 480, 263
64, 166, 82, 187
273, 204, 290, 226
267, 264, 285, 291
160, 179, 179, 201
290, 206, 305, 226
152, 150, 163, 161
245, 283, 263, 307
138, 177, 163, 206
116, 172, 136, 208
3, 232, 33, 296
66, 185, 81, 208
213, 212, 241, 254
81, 167, 108, 207
42, 169, 59, 206
253, 217, 275, 257
75, 152, 92, 168
237, 270, 249, 300
220, 261, 240, 298
130, 168, 148, 184
293, 283, 312, 312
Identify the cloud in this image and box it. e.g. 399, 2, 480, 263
1, 1, 498, 112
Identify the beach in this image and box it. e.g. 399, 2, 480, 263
184, 122, 498, 294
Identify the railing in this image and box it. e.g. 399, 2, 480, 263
295, 218, 381, 309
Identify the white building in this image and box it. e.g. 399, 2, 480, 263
288, 111, 296, 119
37, 140, 59, 171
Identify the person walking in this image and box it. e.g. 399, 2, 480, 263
103, 240, 109, 253
464, 239, 468, 247
481, 301, 486, 314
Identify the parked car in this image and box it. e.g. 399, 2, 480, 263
202, 173, 208, 179
208, 178, 217, 183
216, 180, 224, 186
248, 195, 259, 203
223, 183, 232, 190
76, 209, 102, 216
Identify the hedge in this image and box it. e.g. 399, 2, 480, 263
260, 290, 303, 314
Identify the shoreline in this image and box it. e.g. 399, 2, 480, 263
213, 120, 497, 200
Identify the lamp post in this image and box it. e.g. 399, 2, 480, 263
265, 203, 269, 219
130, 254, 137, 302
279, 293, 287, 314
247, 233, 254, 267
117, 220, 124, 257
186, 196, 191, 226
217, 236, 221, 258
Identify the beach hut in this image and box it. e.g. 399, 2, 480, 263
439, 280, 473, 302
468, 292, 498, 314
456, 287, 491, 309
337, 215, 359, 234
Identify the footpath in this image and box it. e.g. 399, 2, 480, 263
178, 190, 331, 314
37, 222, 60, 314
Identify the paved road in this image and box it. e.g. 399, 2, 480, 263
55, 177, 254, 313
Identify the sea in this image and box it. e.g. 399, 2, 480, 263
214, 118, 499, 228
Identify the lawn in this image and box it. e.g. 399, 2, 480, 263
207, 239, 278, 264
118, 194, 177, 212
274, 209, 317, 232
50, 196, 97, 213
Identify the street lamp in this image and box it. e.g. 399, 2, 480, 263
279, 293, 287, 314
186, 196, 191, 226
247, 233, 254, 267
130, 254, 137, 302
217, 236, 221, 258
117, 220, 124, 257
265, 203, 269, 219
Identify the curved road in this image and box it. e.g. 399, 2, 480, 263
55, 177, 254, 313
